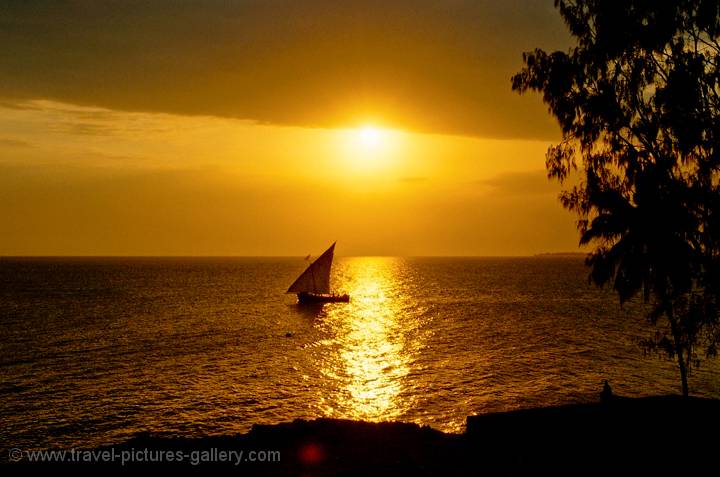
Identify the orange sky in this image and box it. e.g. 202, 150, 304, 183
0, 1, 580, 256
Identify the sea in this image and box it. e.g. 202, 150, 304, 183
1, 256, 719, 451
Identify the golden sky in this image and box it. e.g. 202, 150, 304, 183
0, 1, 579, 256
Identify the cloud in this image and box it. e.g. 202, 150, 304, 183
0, 0, 569, 139
0, 160, 579, 256
0, 99, 196, 141
0, 138, 32, 148
479, 170, 561, 197
398, 176, 428, 184
0, 101, 44, 111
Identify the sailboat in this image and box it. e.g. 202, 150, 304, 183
286, 242, 350, 304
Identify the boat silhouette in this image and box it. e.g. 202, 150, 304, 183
286, 242, 350, 304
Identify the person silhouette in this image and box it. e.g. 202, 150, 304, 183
600, 380, 613, 403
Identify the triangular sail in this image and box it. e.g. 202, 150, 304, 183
286, 242, 335, 294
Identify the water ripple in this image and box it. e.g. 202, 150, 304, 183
1, 256, 719, 450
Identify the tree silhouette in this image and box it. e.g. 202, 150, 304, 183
512, 0, 720, 396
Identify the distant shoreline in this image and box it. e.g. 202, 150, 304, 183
0, 254, 588, 259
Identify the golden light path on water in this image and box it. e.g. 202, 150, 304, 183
314, 257, 426, 423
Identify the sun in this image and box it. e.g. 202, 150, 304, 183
335, 123, 403, 175
356, 126, 383, 149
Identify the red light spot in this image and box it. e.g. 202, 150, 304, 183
299, 443, 324, 464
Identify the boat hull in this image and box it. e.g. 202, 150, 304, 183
297, 292, 350, 304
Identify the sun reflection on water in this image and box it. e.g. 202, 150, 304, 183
316, 257, 418, 422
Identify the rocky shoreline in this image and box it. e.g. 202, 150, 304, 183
10, 395, 718, 475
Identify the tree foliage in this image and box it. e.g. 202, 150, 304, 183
512, 0, 720, 396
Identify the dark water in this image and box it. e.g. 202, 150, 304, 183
1, 257, 718, 451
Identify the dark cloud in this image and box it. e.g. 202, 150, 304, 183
0, 0, 569, 139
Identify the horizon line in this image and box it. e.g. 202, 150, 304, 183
0, 253, 586, 259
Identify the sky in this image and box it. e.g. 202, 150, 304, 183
0, 0, 580, 256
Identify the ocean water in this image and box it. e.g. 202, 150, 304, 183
1, 256, 719, 451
